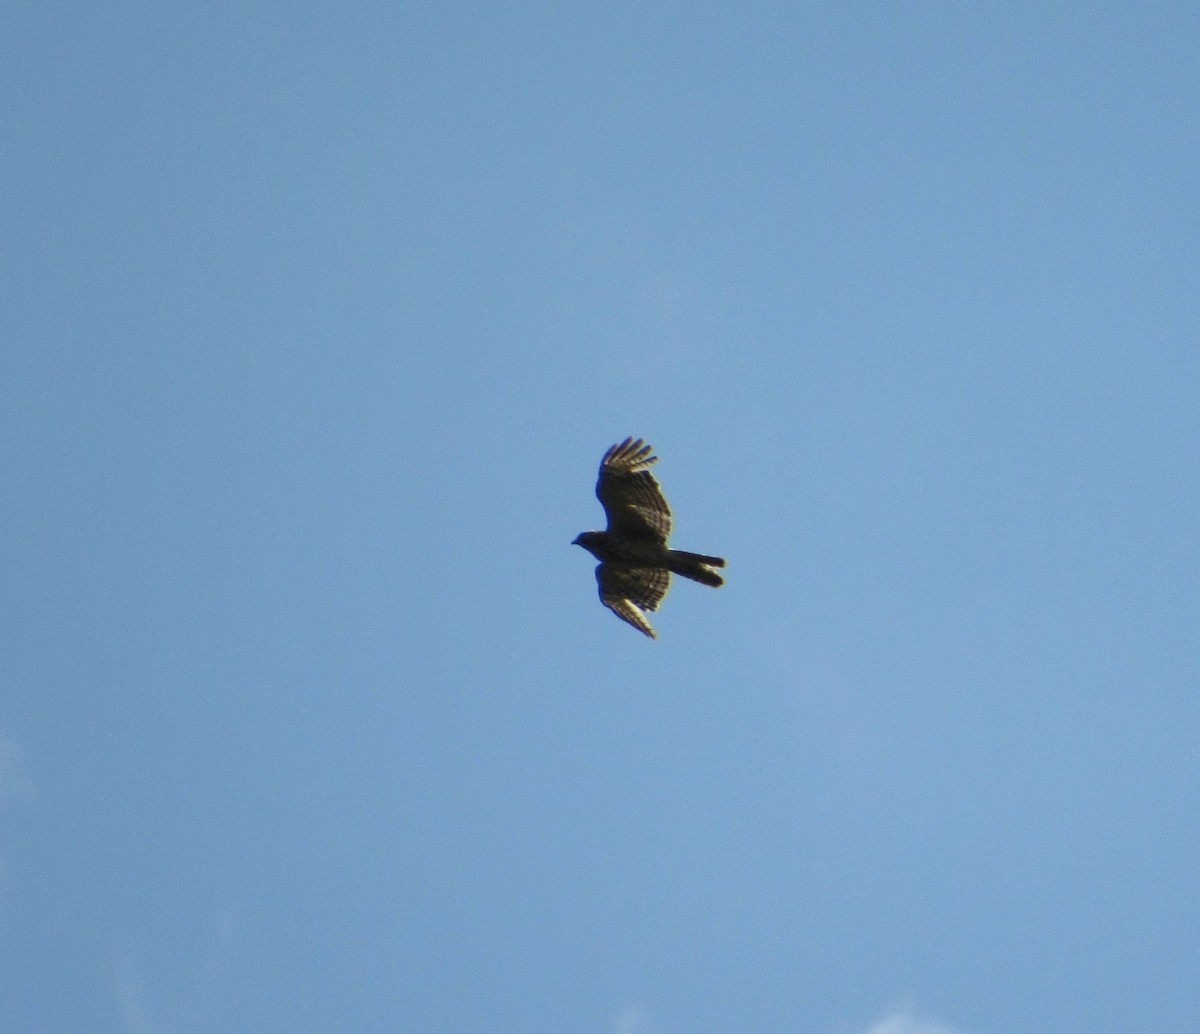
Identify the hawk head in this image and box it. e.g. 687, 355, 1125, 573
571, 531, 605, 558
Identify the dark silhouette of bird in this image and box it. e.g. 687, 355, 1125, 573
573, 437, 725, 638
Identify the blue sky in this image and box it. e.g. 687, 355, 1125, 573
3, 3, 1198, 1032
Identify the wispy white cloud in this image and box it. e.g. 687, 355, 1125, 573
615, 1004, 662, 1034
114, 907, 240, 1034
608, 1003, 970, 1034
115, 957, 168, 1034
864, 1008, 972, 1034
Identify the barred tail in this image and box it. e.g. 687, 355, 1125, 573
668, 549, 726, 587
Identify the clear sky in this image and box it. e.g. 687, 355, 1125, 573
3, 3, 1198, 1033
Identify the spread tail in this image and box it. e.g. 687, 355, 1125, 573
668, 549, 726, 587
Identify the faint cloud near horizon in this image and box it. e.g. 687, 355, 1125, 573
608, 1004, 969, 1034
116, 957, 167, 1034
615, 1004, 662, 1034
114, 907, 240, 1034
864, 1008, 973, 1034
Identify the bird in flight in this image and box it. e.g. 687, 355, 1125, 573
573, 437, 725, 639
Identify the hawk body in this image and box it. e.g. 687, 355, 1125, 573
573, 438, 725, 638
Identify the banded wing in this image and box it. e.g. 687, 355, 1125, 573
596, 437, 671, 544
595, 564, 671, 639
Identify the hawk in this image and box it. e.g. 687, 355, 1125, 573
573, 437, 726, 638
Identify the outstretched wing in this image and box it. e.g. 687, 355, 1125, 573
596, 437, 672, 543
596, 564, 671, 639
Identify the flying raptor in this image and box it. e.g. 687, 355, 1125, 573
573, 437, 725, 638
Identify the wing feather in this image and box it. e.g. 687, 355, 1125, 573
596, 564, 671, 639
595, 437, 672, 543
